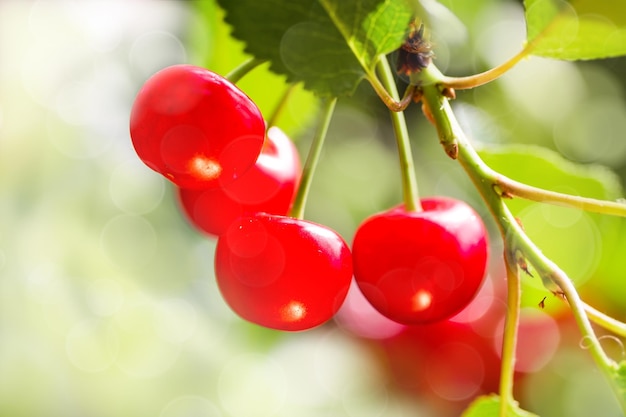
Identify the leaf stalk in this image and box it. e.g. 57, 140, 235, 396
439, 46, 531, 90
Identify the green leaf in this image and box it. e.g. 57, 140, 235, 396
524, 0, 626, 60
214, 0, 413, 97
593, 216, 626, 311
461, 395, 539, 417
478, 145, 624, 310
190, 3, 320, 138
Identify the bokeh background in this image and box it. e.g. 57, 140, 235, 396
2, 1, 626, 416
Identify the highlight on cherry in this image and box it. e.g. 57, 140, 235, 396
129, 64, 266, 190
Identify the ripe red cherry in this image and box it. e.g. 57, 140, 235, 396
130, 64, 265, 189
177, 126, 300, 236
352, 197, 488, 324
214, 213, 353, 331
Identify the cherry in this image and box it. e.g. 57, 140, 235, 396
130, 64, 265, 189
369, 274, 564, 417
352, 197, 488, 324
214, 213, 353, 331
379, 316, 503, 416
350, 271, 499, 412
177, 126, 300, 237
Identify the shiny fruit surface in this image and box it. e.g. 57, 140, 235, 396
178, 126, 300, 236
352, 197, 488, 324
130, 64, 265, 189
215, 213, 353, 331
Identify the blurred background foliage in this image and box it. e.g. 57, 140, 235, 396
1, 0, 626, 416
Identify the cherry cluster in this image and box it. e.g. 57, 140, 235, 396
130, 64, 489, 332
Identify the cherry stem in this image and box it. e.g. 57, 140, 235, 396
375, 56, 422, 212
225, 57, 266, 84
413, 65, 626, 219
499, 255, 522, 416
266, 83, 298, 131
439, 44, 531, 90
419, 64, 625, 413
495, 176, 626, 217
289, 97, 337, 220
582, 302, 626, 338
440, 10, 576, 91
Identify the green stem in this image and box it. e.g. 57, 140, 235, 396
409, 65, 459, 159
419, 65, 624, 412
289, 97, 337, 220
266, 83, 298, 130
375, 56, 421, 212
499, 255, 522, 416
225, 58, 266, 84
438, 11, 574, 91
583, 302, 626, 339
417, 63, 626, 216
495, 175, 626, 217
439, 46, 531, 90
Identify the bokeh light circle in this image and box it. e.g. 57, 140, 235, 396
100, 214, 157, 270
218, 353, 287, 417
159, 395, 222, 417
66, 318, 119, 373
109, 159, 165, 215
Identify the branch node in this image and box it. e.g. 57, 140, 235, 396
493, 184, 513, 199
515, 250, 533, 277
443, 141, 459, 159
442, 86, 456, 100
551, 289, 566, 301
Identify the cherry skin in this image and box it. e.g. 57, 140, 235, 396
337, 273, 502, 416
378, 316, 502, 416
177, 126, 300, 237
367, 274, 564, 416
214, 213, 353, 331
130, 64, 265, 189
352, 197, 488, 325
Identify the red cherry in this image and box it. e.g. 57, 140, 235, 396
374, 276, 564, 416
130, 64, 265, 189
379, 315, 502, 416
214, 213, 353, 331
352, 197, 488, 324
372, 276, 504, 416
177, 126, 300, 236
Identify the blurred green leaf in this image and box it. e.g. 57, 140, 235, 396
479, 145, 623, 310
591, 215, 626, 311
479, 144, 623, 204
461, 394, 539, 417
214, 0, 413, 97
524, 0, 626, 60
